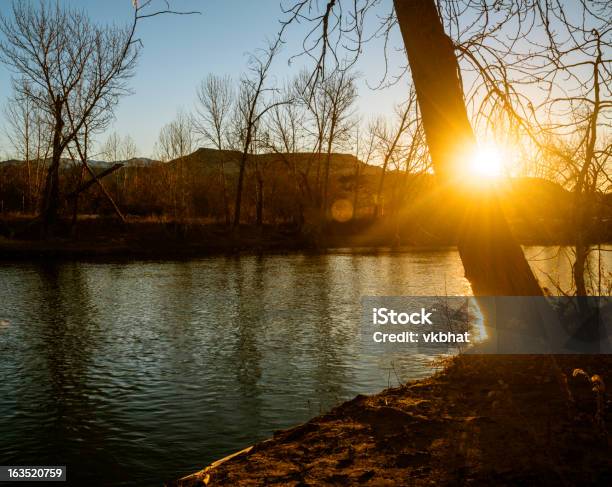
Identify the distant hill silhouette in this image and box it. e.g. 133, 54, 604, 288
1, 147, 597, 205
165, 147, 379, 177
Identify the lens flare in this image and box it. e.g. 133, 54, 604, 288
331, 199, 354, 222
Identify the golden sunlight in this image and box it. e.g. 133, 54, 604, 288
469, 144, 504, 179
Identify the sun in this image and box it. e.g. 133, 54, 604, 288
469, 144, 504, 179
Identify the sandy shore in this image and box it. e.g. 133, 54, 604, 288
169, 355, 612, 486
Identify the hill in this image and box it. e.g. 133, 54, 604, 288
166, 147, 378, 177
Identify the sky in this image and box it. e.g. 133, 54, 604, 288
0, 0, 408, 159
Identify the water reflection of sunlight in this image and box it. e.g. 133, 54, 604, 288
469, 299, 488, 343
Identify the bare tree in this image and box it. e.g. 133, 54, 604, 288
101, 132, 137, 162
99, 131, 137, 209
232, 43, 289, 227
352, 119, 377, 221
279, 0, 545, 296
294, 69, 331, 208
194, 74, 234, 151
157, 111, 194, 162
372, 93, 414, 218
448, 1, 611, 296
102, 132, 123, 163
156, 110, 194, 223
319, 70, 358, 216
0, 0, 197, 235
193, 74, 234, 224
264, 84, 311, 225
121, 135, 137, 162
3, 88, 50, 211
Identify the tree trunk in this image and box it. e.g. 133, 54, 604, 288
574, 241, 588, 296
24, 108, 31, 212
41, 105, 64, 237
71, 164, 86, 237
256, 176, 264, 226
352, 159, 360, 221
394, 0, 542, 296
373, 160, 388, 219
233, 152, 248, 227
290, 158, 305, 228
322, 121, 337, 217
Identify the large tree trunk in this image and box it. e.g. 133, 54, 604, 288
574, 241, 588, 296
394, 0, 543, 296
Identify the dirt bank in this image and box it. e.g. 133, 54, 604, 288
169, 355, 612, 486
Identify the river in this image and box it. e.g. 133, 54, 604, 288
0, 246, 608, 485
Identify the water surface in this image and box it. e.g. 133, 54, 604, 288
0, 247, 608, 485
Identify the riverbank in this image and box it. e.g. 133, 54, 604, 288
1, 215, 608, 260
0, 217, 312, 259
170, 355, 612, 486
0, 232, 309, 260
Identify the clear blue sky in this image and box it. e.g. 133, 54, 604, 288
0, 0, 408, 158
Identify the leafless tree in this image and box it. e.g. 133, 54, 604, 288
0, 0, 198, 235
352, 119, 377, 220
101, 132, 138, 163
3, 89, 51, 211
232, 43, 291, 227
319, 70, 358, 216
102, 132, 123, 164
277, 0, 556, 296
194, 74, 234, 151
449, 1, 611, 296
99, 131, 137, 209
121, 135, 138, 162
156, 110, 194, 223
372, 93, 415, 218
293, 69, 330, 207
264, 84, 311, 225
158, 111, 195, 162
193, 74, 235, 224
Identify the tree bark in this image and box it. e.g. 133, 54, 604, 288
394, 0, 543, 296
41, 101, 64, 237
